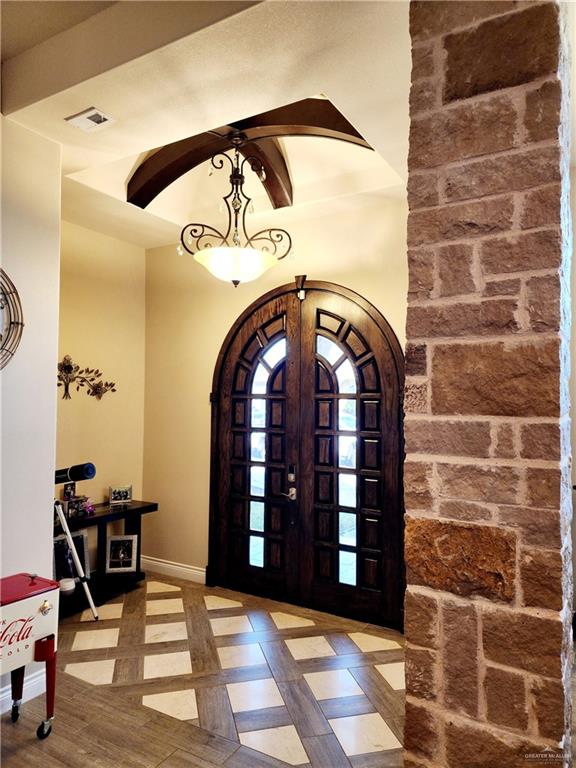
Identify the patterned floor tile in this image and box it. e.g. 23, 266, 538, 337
218, 643, 267, 669
145, 621, 189, 643
239, 724, 309, 765
142, 688, 198, 720
347, 633, 401, 653
210, 615, 254, 636
329, 712, 402, 756
285, 635, 336, 660
80, 602, 123, 621
270, 612, 315, 629
227, 678, 284, 713
144, 651, 192, 679
71, 627, 119, 650
204, 595, 243, 610
145, 598, 185, 616
375, 662, 405, 690
146, 580, 182, 593
304, 669, 364, 701
65, 659, 116, 685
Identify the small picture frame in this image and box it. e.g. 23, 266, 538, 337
63, 481, 76, 501
106, 535, 138, 573
109, 485, 132, 505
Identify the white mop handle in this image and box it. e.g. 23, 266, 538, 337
55, 502, 99, 620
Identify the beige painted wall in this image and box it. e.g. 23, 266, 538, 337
1, 118, 61, 578
143, 197, 408, 570
56, 221, 146, 505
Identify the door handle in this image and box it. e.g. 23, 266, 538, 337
280, 487, 297, 501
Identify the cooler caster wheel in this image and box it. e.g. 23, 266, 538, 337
36, 721, 52, 739
10, 704, 19, 723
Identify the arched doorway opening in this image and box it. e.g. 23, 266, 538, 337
207, 278, 405, 629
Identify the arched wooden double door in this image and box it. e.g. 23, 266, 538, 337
207, 281, 405, 628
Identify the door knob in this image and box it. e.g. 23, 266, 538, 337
280, 487, 297, 501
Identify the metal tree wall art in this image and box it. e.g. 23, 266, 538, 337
57, 355, 116, 400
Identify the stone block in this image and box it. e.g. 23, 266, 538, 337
483, 278, 520, 297
438, 462, 520, 504
525, 466, 561, 509
410, 79, 438, 115
408, 196, 513, 246
521, 548, 563, 610
431, 340, 560, 417
410, 1, 521, 42
405, 343, 427, 376
437, 243, 475, 297
480, 229, 561, 275
404, 589, 438, 648
407, 299, 518, 339
439, 500, 493, 522
404, 419, 491, 457
531, 676, 565, 741
527, 274, 560, 333
404, 462, 433, 510
525, 79, 561, 143
444, 146, 560, 203
442, 601, 479, 717
444, 4, 559, 102
407, 171, 439, 210
446, 719, 541, 768
482, 608, 562, 676
494, 423, 515, 459
408, 248, 435, 298
521, 184, 561, 230
498, 505, 560, 548
520, 422, 560, 461
405, 381, 428, 415
405, 517, 516, 601
404, 700, 439, 761
485, 666, 528, 730
409, 96, 517, 170
405, 645, 436, 700
412, 42, 435, 79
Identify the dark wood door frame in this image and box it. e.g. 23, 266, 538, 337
206, 279, 405, 629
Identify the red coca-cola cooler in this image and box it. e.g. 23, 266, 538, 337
0, 573, 59, 739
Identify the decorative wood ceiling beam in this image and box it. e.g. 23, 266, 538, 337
127, 98, 371, 211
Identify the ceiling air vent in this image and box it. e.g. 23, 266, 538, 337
64, 107, 115, 133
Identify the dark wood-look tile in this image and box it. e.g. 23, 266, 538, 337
348, 667, 404, 742
318, 695, 375, 720
260, 641, 303, 682
234, 706, 293, 733
183, 587, 221, 676
144, 714, 239, 764
196, 685, 238, 742
224, 745, 296, 768
157, 748, 232, 768
301, 733, 351, 768
325, 634, 362, 656
113, 653, 143, 685
70, 716, 174, 767
246, 610, 277, 633
277, 680, 331, 738
349, 749, 404, 767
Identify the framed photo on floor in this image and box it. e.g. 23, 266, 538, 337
106, 534, 138, 573
53, 530, 90, 581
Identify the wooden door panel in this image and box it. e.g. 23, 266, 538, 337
208, 281, 404, 629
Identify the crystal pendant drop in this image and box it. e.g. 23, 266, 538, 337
248, 201, 255, 214
176, 244, 184, 256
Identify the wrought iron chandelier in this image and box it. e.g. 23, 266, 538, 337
177, 131, 292, 286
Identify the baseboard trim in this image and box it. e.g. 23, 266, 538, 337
0, 668, 45, 715
141, 555, 206, 584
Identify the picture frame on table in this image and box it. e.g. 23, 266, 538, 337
53, 530, 90, 582
63, 482, 76, 501
106, 535, 138, 573
109, 485, 132, 505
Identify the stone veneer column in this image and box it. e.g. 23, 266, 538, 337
404, 2, 572, 766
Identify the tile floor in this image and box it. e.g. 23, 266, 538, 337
24, 574, 406, 767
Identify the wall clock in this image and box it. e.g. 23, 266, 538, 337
0, 268, 24, 369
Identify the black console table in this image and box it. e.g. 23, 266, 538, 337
54, 500, 158, 614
